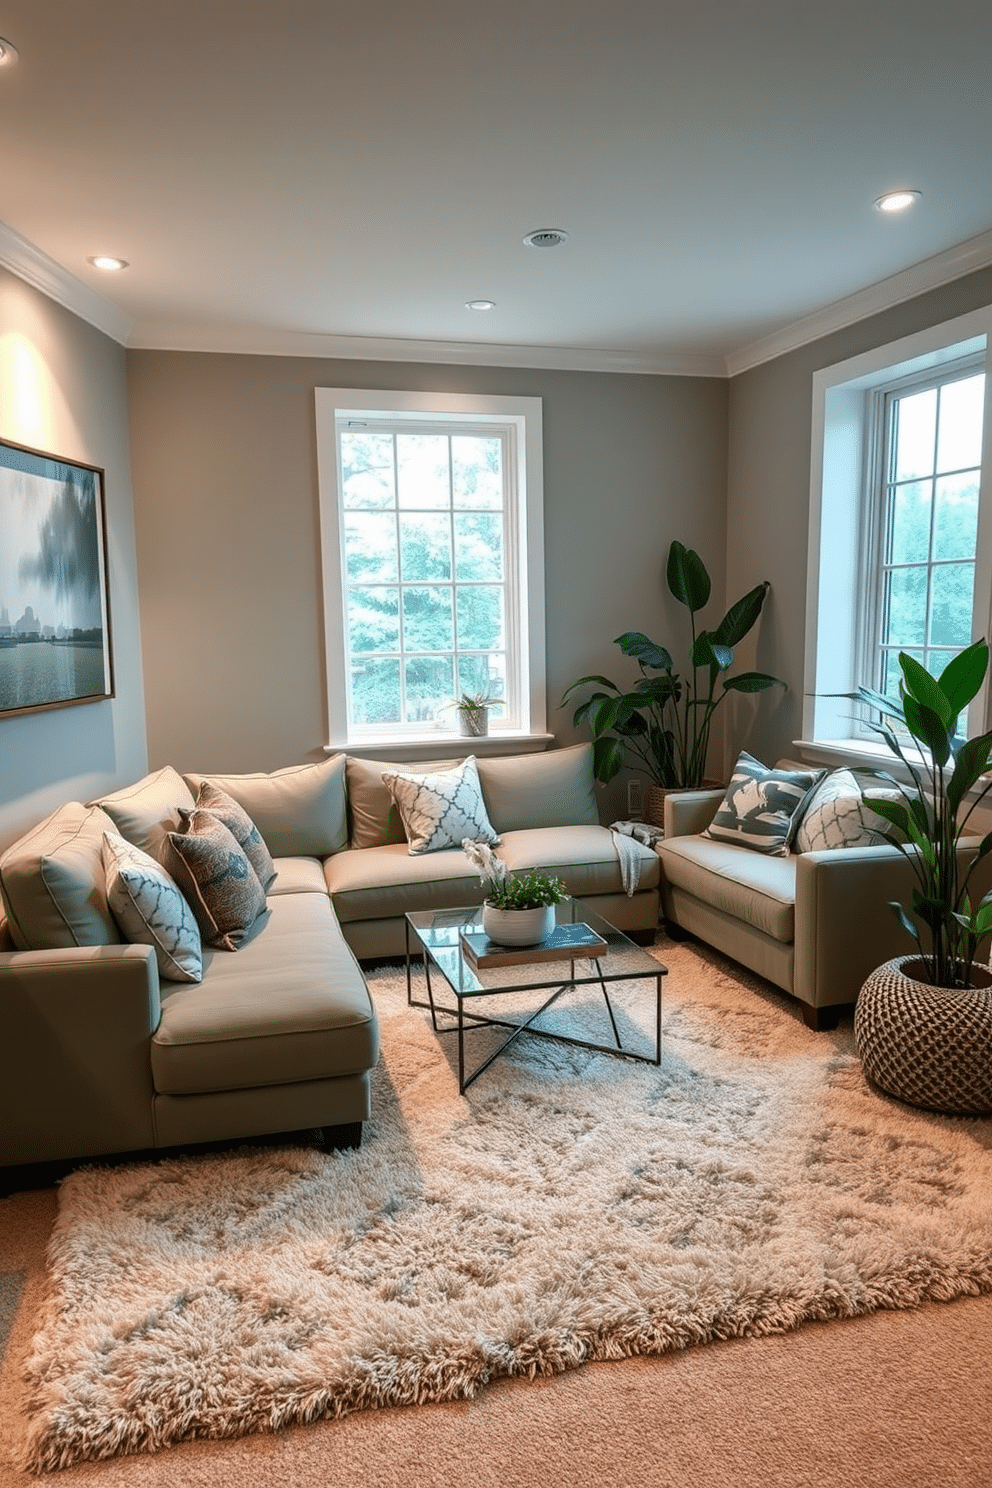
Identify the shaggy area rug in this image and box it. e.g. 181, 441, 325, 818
19, 938, 992, 1471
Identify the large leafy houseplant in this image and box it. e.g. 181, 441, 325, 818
562, 541, 784, 789
854, 639, 992, 988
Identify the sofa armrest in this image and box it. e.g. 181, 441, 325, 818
664, 789, 725, 838
0, 943, 162, 1165
793, 838, 992, 1009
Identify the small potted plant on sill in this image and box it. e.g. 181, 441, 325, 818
445, 691, 503, 738
561, 541, 785, 826
851, 638, 992, 1114
462, 839, 570, 945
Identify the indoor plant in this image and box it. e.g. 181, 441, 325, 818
446, 691, 502, 738
851, 639, 992, 1112
561, 541, 784, 813
462, 839, 570, 945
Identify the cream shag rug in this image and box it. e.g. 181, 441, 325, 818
20, 938, 992, 1471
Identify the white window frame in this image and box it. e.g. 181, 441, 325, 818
803, 306, 992, 764
315, 387, 546, 750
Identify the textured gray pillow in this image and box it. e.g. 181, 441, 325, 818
160, 809, 267, 950
705, 752, 825, 856
103, 831, 203, 983
194, 780, 277, 890
382, 756, 499, 855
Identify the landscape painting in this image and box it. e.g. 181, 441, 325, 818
0, 438, 113, 717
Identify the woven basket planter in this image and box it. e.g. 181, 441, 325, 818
645, 780, 722, 832
854, 955, 992, 1115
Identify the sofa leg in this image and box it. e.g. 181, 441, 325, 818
799, 1002, 845, 1032
321, 1121, 362, 1151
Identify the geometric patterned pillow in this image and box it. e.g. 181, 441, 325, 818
793, 768, 906, 853
194, 780, 277, 891
102, 831, 203, 983
382, 755, 500, 855
159, 809, 267, 951
704, 751, 825, 856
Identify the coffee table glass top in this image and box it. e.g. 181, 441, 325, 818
405, 900, 665, 998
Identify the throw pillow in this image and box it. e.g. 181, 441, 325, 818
183, 754, 348, 859
102, 831, 203, 983
194, 780, 277, 891
0, 802, 121, 950
345, 755, 463, 849
794, 768, 907, 853
382, 755, 499, 855
160, 809, 267, 950
704, 752, 826, 856
93, 765, 196, 859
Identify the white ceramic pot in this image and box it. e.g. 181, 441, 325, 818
458, 707, 489, 737
482, 903, 555, 946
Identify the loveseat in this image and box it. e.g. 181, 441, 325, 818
656, 760, 992, 1030
0, 745, 660, 1169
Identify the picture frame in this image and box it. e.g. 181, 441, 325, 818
0, 437, 114, 718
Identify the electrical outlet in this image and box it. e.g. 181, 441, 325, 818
626, 779, 644, 820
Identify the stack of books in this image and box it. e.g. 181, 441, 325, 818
459, 921, 607, 969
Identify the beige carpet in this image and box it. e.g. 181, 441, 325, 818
2, 936, 991, 1478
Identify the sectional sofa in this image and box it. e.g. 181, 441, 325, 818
0, 744, 660, 1169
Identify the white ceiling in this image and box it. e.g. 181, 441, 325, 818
1, 0, 991, 375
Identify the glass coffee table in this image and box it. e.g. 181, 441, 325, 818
405, 900, 666, 1092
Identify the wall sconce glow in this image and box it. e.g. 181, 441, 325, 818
87, 255, 129, 271
0, 37, 19, 66
874, 190, 921, 214
466, 299, 495, 311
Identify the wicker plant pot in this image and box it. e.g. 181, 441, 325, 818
855, 955, 992, 1115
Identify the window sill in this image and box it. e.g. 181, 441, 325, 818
324, 732, 554, 762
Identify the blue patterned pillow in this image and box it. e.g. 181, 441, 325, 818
160, 809, 267, 950
704, 752, 825, 856
102, 831, 203, 983
382, 755, 499, 855
194, 780, 277, 891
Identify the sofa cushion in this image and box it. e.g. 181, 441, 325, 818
184, 754, 348, 859
794, 768, 906, 853
383, 755, 499, 854
94, 765, 196, 859
150, 893, 378, 1095
345, 755, 462, 849
0, 802, 121, 950
704, 752, 825, 856
102, 830, 203, 984
325, 843, 483, 923
658, 834, 797, 942
193, 780, 277, 890
476, 744, 600, 833
160, 809, 267, 951
266, 857, 328, 895
497, 825, 660, 900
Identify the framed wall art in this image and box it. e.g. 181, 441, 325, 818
0, 437, 114, 717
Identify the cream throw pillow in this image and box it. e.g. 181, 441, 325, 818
794, 768, 906, 853
382, 756, 499, 855
103, 831, 203, 983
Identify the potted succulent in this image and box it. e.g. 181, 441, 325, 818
852, 639, 992, 1113
562, 541, 784, 823
446, 690, 502, 738
462, 839, 570, 945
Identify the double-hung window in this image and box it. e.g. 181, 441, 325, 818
867, 362, 986, 702
315, 389, 546, 747
805, 308, 992, 752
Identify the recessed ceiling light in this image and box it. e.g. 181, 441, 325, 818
0, 36, 19, 65
466, 299, 495, 311
523, 228, 569, 249
88, 255, 129, 271
874, 190, 921, 214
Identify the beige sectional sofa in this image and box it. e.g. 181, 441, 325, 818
0, 744, 660, 1169
657, 774, 992, 1030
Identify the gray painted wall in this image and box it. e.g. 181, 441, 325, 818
126, 352, 728, 818
726, 266, 992, 774
0, 270, 147, 851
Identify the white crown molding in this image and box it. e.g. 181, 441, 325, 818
0, 220, 133, 345
125, 322, 727, 377
725, 226, 992, 377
